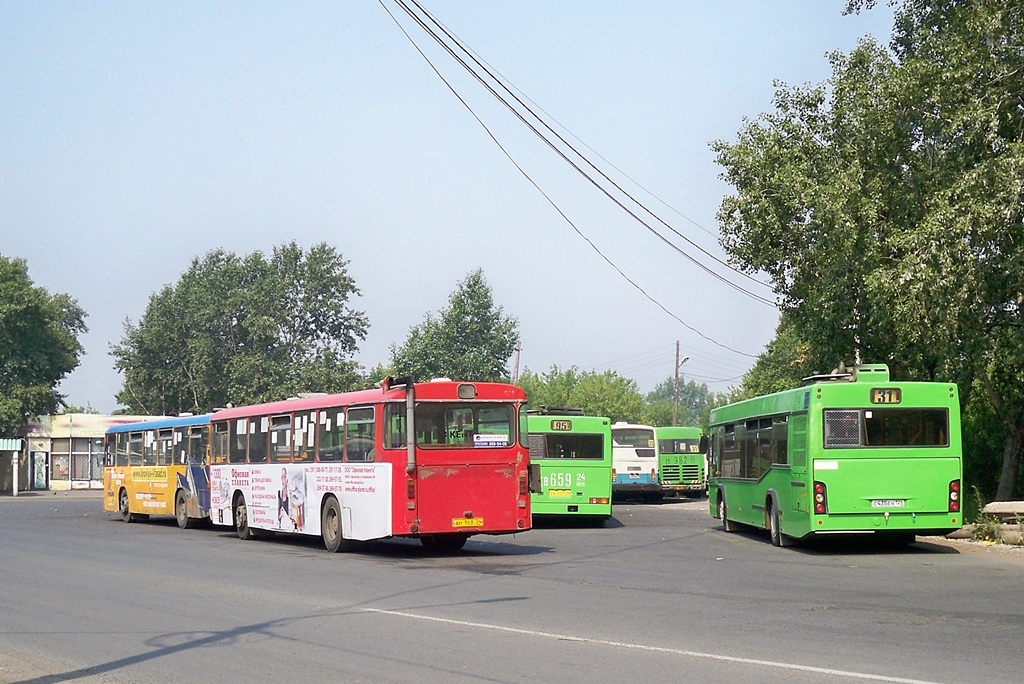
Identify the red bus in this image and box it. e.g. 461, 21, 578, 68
207, 378, 532, 552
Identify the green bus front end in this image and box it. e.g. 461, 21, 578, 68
708, 364, 963, 546
655, 426, 707, 497
527, 412, 613, 520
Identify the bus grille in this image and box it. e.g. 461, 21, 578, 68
661, 464, 700, 484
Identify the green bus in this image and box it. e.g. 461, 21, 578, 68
708, 364, 962, 546
527, 410, 613, 521
655, 426, 707, 497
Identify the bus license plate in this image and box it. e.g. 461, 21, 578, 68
452, 517, 484, 528
548, 489, 571, 497
871, 499, 906, 508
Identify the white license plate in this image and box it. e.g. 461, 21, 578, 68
871, 499, 906, 508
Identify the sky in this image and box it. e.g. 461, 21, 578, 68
1, 1, 898, 414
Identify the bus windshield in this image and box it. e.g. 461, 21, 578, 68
824, 408, 949, 448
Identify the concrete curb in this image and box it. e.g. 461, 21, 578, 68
950, 523, 1023, 546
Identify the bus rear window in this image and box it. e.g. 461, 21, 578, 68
613, 428, 656, 458
824, 408, 949, 448
413, 403, 513, 449
531, 433, 605, 460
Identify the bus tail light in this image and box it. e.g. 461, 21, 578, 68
589, 497, 610, 505
948, 479, 960, 512
652, 468, 657, 483
611, 468, 616, 481
813, 481, 828, 515
406, 478, 415, 499
519, 470, 528, 495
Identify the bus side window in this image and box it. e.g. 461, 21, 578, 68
211, 422, 229, 465
248, 417, 270, 464
116, 433, 130, 467
383, 404, 406, 449
229, 419, 247, 464
317, 410, 344, 462
345, 407, 375, 462
270, 414, 292, 463
293, 411, 315, 462
156, 429, 173, 466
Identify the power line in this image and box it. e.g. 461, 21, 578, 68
397, 0, 777, 307
379, 0, 759, 357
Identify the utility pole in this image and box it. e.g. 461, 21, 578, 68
673, 342, 690, 426
512, 340, 522, 382
673, 342, 679, 426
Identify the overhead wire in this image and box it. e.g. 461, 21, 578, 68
380, 0, 771, 358
399, 0, 776, 306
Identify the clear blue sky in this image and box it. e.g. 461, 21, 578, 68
1, 1, 897, 413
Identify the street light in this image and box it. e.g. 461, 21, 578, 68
673, 347, 690, 426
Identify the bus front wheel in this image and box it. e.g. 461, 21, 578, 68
718, 493, 736, 533
119, 488, 133, 523
175, 490, 194, 530
234, 496, 256, 540
321, 496, 350, 553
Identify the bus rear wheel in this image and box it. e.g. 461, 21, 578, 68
175, 490, 194, 530
321, 496, 350, 553
767, 498, 790, 547
119, 488, 133, 523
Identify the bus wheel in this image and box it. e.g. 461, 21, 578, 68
234, 496, 255, 541
421, 534, 468, 553
175, 490, 194, 530
321, 496, 349, 553
767, 499, 789, 547
718, 493, 736, 533
119, 488, 133, 523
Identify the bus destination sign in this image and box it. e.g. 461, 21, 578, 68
870, 388, 902, 404
550, 420, 573, 431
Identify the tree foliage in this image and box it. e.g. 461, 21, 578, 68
0, 256, 87, 433
644, 376, 719, 429
112, 242, 368, 414
714, 0, 1024, 498
517, 365, 647, 424
389, 269, 519, 382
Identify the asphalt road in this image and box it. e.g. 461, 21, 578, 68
2, 492, 1022, 684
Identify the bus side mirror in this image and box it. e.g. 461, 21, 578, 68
699, 435, 709, 454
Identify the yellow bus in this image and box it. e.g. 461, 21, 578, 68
103, 415, 211, 528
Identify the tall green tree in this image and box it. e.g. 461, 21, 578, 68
517, 365, 646, 424
112, 242, 368, 414
714, 0, 1024, 498
0, 256, 87, 433
389, 269, 518, 382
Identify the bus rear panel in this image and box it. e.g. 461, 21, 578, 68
527, 412, 613, 520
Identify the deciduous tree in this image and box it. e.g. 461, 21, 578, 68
0, 256, 87, 433
517, 365, 646, 424
389, 269, 518, 382
112, 242, 368, 414
714, 0, 1024, 498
